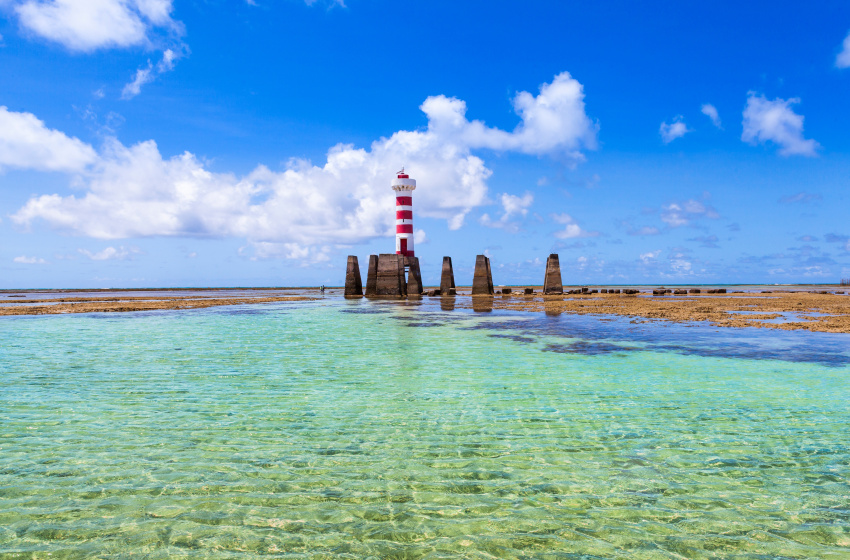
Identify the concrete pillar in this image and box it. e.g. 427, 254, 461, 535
440, 256, 456, 294
376, 253, 406, 297
472, 254, 494, 295
344, 255, 363, 297
543, 254, 563, 294
407, 256, 423, 296
399, 254, 408, 297
485, 255, 494, 294
364, 255, 378, 297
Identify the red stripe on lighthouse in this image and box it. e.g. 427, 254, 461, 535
396, 224, 413, 234
396, 210, 413, 220
395, 196, 412, 206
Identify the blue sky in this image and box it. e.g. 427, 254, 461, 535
2, 0, 850, 288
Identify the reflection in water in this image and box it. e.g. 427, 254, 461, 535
440, 296, 456, 311
472, 296, 493, 313
544, 306, 563, 317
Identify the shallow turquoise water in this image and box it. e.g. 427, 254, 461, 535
2, 297, 849, 559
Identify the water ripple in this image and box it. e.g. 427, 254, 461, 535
1, 299, 849, 557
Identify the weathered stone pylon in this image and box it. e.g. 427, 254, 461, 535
543, 253, 563, 294
440, 256, 456, 295
472, 254, 494, 295
407, 257, 423, 296
364, 254, 378, 297
376, 253, 407, 297
344, 255, 363, 297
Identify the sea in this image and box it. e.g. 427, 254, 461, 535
2, 293, 849, 558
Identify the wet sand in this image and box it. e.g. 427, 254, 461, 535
453, 290, 850, 333
4, 288, 850, 333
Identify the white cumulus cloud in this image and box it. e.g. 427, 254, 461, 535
11, 73, 597, 256
629, 226, 660, 236
551, 213, 598, 239
670, 258, 693, 274
576, 255, 588, 270
78, 245, 138, 260
13, 255, 47, 264
501, 192, 533, 218
661, 199, 719, 227
13, 0, 181, 52
305, 0, 346, 6
0, 106, 98, 172
741, 93, 819, 157
837, 31, 850, 68
659, 116, 690, 143
640, 250, 660, 264
421, 71, 597, 160
701, 103, 722, 128
480, 192, 533, 232
122, 48, 179, 99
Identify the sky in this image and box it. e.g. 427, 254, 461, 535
1, 0, 850, 288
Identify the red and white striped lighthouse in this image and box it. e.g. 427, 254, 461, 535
392, 168, 416, 257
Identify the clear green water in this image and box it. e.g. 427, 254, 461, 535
2, 298, 849, 559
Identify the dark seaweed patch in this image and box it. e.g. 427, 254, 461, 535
488, 333, 536, 344
460, 313, 850, 367
652, 343, 850, 367
212, 308, 269, 316
339, 308, 390, 314
542, 341, 639, 356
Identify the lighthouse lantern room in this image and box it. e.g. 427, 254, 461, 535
392, 168, 416, 258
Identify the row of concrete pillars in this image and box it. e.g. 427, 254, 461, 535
345, 253, 567, 298
344, 254, 443, 298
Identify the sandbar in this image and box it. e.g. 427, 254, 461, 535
4, 288, 850, 333
454, 290, 850, 333
0, 293, 314, 316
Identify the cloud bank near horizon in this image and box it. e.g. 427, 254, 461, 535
9, 72, 598, 258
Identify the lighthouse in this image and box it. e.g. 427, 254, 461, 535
392, 168, 416, 258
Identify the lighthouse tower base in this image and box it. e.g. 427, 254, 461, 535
367, 254, 407, 297
361, 254, 425, 298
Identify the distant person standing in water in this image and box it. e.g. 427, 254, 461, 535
320, 285, 325, 294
